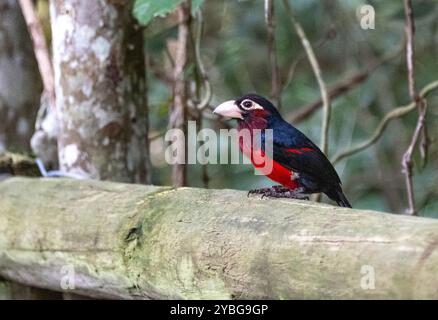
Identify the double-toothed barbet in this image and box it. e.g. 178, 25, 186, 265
214, 94, 351, 208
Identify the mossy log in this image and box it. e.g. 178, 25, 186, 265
0, 152, 40, 177
0, 279, 62, 300
0, 177, 437, 299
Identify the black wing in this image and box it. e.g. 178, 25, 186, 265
263, 120, 341, 187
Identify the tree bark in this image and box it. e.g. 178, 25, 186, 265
0, 0, 42, 153
0, 177, 437, 299
50, 0, 149, 183
170, 2, 190, 187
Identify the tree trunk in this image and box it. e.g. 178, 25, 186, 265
0, 177, 437, 299
0, 0, 42, 153
50, 0, 149, 183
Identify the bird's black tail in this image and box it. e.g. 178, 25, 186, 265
326, 188, 352, 208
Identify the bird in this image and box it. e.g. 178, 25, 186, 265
213, 93, 351, 208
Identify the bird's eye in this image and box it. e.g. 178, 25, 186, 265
242, 100, 253, 109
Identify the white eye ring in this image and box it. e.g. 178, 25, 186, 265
241, 99, 253, 110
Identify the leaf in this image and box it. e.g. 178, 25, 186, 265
192, 0, 205, 14
133, 0, 206, 26
133, 0, 184, 26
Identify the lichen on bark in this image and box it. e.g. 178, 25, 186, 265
50, 0, 149, 182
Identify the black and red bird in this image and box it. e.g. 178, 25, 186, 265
213, 94, 351, 208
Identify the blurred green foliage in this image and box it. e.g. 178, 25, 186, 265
133, 0, 204, 25
143, 0, 438, 217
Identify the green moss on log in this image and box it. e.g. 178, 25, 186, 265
0, 177, 437, 299
0, 152, 40, 177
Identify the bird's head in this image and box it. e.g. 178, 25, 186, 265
213, 94, 281, 126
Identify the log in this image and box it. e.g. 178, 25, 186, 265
0, 280, 12, 300
0, 279, 62, 300
0, 177, 437, 299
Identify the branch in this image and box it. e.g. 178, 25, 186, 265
283, 0, 331, 155
401, 0, 422, 216
192, 10, 212, 111
149, 56, 174, 85
265, 0, 281, 108
281, 37, 329, 98
170, 2, 191, 187
1, 177, 438, 299
18, 0, 56, 112
331, 80, 438, 165
286, 45, 403, 124
404, 0, 416, 101
402, 100, 426, 207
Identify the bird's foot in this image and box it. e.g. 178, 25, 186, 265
248, 185, 288, 198
248, 186, 309, 200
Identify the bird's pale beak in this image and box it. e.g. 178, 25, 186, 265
213, 100, 243, 119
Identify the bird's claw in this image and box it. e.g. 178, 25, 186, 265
248, 186, 309, 200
